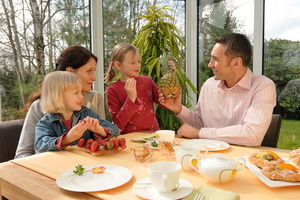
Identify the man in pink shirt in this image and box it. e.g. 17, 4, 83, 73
160, 33, 276, 146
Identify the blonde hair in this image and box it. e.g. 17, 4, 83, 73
104, 43, 139, 83
41, 71, 82, 113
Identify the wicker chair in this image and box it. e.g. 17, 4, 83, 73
0, 119, 24, 163
261, 114, 282, 148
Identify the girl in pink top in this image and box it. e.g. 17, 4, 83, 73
105, 43, 166, 134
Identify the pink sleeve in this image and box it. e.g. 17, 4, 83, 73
55, 133, 70, 149
94, 127, 112, 140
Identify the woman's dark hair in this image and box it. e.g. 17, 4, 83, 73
55, 45, 98, 71
23, 46, 98, 113
215, 33, 252, 66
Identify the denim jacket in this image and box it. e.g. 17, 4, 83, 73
34, 106, 119, 152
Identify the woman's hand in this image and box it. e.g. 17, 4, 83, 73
125, 78, 137, 103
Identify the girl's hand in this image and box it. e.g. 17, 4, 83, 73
61, 120, 88, 145
168, 60, 176, 73
158, 88, 182, 114
82, 117, 107, 137
125, 78, 137, 103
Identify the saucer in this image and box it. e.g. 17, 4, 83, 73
132, 177, 193, 200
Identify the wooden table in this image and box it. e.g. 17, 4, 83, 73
0, 132, 299, 200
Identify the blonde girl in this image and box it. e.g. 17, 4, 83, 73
105, 43, 165, 134
35, 71, 118, 152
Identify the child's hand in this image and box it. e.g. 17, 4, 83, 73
125, 78, 137, 103
61, 120, 88, 145
82, 117, 106, 137
168, 60, 176, 73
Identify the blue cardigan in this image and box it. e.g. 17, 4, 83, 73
34, 106, 119, 152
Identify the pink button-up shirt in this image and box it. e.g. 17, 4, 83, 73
177, 68, 276, 146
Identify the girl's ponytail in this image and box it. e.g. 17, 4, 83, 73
104, 62, 116, 83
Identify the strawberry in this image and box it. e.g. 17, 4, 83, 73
99, 145, 106, 151
86, 139, 94, 145
106, 141, 114, 149
118, 138, 126, 149
90, 141, 99, 152
85, 143, 91, 150
92, 166, 106, 174
110, 138, 119, 149
77, 138, 86, 147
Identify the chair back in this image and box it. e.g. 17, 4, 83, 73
0, 119, 24, 162
261, 114, 282, 148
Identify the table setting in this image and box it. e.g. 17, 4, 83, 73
1, 131, 299, 200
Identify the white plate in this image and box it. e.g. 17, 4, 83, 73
180, 139, 230, 151
145, 141, 159, 149
241, 156, 300, 187
132, 177, 193, 200
56, 164, 132, 192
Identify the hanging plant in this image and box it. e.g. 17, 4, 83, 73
132, 4, 197, 131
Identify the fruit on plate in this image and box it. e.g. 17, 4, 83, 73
72, 164, 106, 175
249, 150, 284, 168
277, 163, 298, 171
159, 64, 180, 99
77, 137, 127, 155
92, 166, 106, 174
290, 148, 300, 166
262, 163, 300, 182
256, 150, 279, 160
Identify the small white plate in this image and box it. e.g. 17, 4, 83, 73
56, 164, 132, 192
241, 156, 300, 187
145, 141, 159, 149
132, 177, 193, 200
180, 139, 230, 151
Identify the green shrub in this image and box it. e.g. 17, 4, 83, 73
278, 79, 300, 119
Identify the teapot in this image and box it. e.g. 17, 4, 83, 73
189, 153, 246, 184
174, 145, 207, 171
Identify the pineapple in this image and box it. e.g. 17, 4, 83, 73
159, 61, 180, 99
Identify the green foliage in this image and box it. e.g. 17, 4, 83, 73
264, 39, 300, 94
132, 4, 197, 131
277, 119, 300, 150
278, 79, 300, 119
198, 2, 241, 87
102, 0, 139, 73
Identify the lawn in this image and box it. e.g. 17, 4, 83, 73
277, 119, 300, 150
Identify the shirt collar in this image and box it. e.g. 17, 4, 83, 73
218, 68, 253, 90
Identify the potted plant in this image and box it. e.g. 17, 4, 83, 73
132, 4, 197, 131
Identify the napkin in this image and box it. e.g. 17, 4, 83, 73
183, 185, 240, 200
130, 133, 157, 143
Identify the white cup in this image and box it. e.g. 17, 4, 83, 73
155, 130, 175, 142
148, 161, 181, 193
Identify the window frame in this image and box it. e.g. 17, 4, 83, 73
90, 0, 265, 107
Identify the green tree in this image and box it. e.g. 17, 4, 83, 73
264, 39, 300, 94
198, 2, 243, 87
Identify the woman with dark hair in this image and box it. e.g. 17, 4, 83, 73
15, 46, 106, 158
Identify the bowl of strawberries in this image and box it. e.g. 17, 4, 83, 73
77, 137, 127, 156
